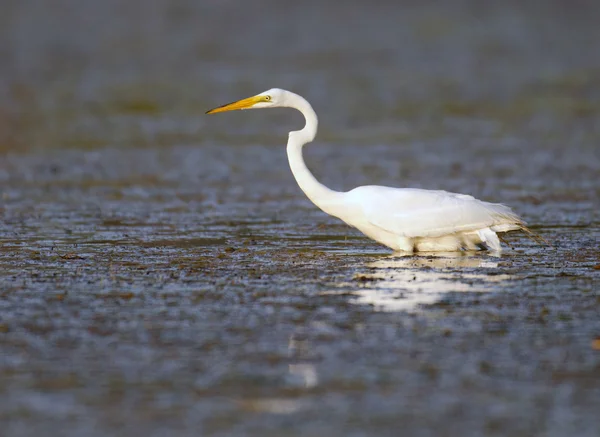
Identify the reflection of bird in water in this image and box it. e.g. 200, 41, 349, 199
342, 253, 512, 312
287, 331, 318, 389
371, 251, 501, 269
233, 331, 318, 415
207, 89, 547, 252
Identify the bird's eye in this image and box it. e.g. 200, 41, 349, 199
264, 96, 271, 101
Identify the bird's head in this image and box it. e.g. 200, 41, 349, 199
206, 88, 286, 114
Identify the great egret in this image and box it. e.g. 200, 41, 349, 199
206, 88, 544, 252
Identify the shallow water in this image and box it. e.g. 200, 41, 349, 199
1, 1, 599, 436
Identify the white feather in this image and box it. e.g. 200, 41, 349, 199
332, 185, 524, 252
347, 186, 523, 238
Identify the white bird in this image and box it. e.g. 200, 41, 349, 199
206, 88, 545, 252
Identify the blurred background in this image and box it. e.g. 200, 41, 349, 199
1, 0, 598, 213
0, 1, 599, 437
1, 0, 599, 151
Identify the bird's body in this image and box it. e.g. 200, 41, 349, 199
326, 186, 522, 252
207, 88, 540, 252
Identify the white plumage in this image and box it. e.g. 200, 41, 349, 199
207, 88, 542, 252
342, 186, 523, 251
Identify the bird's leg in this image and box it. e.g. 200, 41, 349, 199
498, 234, 514, 250
520, 226, 552, 247
396, 237, 415, 253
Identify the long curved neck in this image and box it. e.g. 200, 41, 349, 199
284, 93, 341, 214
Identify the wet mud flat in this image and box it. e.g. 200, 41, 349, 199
1, 1, 600, 436
0, 146, 598, 437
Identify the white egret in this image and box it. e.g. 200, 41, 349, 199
206, 88, 545, 252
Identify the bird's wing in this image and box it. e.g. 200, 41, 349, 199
348, 186, 523, 238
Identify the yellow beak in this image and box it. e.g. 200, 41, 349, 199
206, 95, 264, 114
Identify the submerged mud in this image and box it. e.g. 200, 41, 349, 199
1, 1, 599, 436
